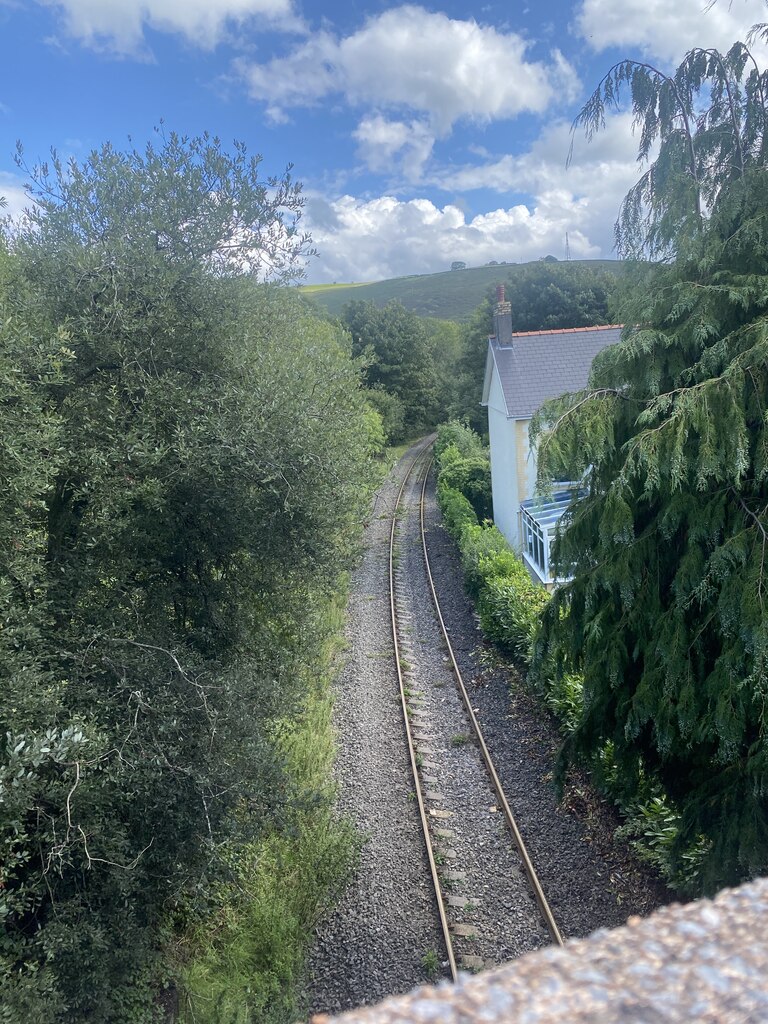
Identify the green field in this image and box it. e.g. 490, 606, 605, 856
298, 259, 623, 322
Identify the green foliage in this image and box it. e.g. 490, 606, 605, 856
435, 482, 478, 541
365, 386, 406, 445
434, 419, 486, 460
456, 523, 518, 597
478, 570, 550, 664
573, 42, 768, 258
435, 433, 548, 667
0, 133, 376, 1020
436, 446, 492, 521
342, 299, 440, 440
615, 795, 709, 894
179, 601, 359, 1024
420, 948, 441, 982
534, 39, 768, 890
541, 671, 585, 736
434, 421, 492, 520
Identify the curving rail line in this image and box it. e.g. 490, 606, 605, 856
388, 439, 563, 983
388, 438, 457, 979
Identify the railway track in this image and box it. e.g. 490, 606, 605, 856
389, 440, 563, 979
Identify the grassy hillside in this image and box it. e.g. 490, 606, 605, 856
299, 259, 623, 322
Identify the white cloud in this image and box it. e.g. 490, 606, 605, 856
576, 0, 767, 63
303, 192, 598, 285
37, 0, 301, 54
237, 5, 579, 130
430, 112, 640, 196
301, 113, 647, 284
353, 115, 435, 182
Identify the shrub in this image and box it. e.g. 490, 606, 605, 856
478, 573, 550, 665
365, 386, 406, 445
616, 795, 710, 895
542, 671, 585, 735
436, 482, 478, 541
434, 419, 485, 460
458, 523, 519, 596
437, 444, 492, 520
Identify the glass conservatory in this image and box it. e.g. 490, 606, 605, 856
518, 488, 584, 588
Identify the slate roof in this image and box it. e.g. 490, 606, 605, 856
482, 324, 623, 419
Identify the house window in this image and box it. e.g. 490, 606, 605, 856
521, 508, 547, 576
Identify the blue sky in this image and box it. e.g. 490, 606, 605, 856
1, 0, 765, 282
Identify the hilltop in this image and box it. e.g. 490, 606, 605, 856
299, 259, 624, 322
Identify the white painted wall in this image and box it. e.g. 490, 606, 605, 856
487, 370, 520, 548
486, 370, 538, 551
517, 419, 538, 506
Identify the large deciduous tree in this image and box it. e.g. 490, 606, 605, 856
533, 41, 768, 890
342, 299, 440, 440
0, 132, 376, 1019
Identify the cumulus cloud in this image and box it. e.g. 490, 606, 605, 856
301, 112, 647, 284
237, 5, 579, 130
303, 192, 598, 285
430, 112, 640, 197
37, 0, 301, 54
576, 0, 767, 63
353, 115, 435, 181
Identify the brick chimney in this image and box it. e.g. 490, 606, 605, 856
493, 284, 513, 346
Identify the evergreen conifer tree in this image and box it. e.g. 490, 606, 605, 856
533, 40, 768, 889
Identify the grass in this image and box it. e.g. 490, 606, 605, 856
421, 949, 441, 982
387, 436, 423, 463
299, 281, 365, 293
450, 733, 472, 747
177, 595, 359, 1024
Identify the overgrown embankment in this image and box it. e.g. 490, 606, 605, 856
0, 134, 381, 1023
177, 594, 359, 1024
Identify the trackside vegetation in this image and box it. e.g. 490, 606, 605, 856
0, 133, 380, 1022
177, 595, 358, 1024
433, 423, 708, 893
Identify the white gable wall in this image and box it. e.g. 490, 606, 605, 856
488, 370, 518, 547
487, 370, 538, 552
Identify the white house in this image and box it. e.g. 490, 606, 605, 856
480, 285, 622, 587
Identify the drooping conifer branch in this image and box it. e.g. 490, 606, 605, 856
538, 36, 768, 891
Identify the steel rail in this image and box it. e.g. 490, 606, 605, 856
419, 456, 565, 949
389, 439, 458, 982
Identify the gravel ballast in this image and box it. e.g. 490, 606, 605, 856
305, 445, 668, 1017
305, 443, 443, 1016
